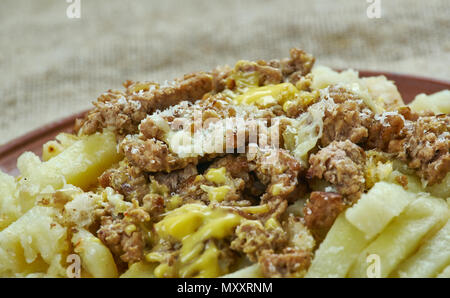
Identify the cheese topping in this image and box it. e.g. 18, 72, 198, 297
151, 204, 242, 277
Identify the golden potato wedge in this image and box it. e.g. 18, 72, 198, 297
347, 196, 448, 278
305, 214, 370, 278
393, 220, 450, 278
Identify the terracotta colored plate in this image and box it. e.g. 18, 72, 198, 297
1, 71, 449, 177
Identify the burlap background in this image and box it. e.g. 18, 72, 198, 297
1, 0, 449, 145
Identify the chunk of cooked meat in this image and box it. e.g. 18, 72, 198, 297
307, 140, 366, 201
152, 164, 198, 193
268, 48, 316, 84
386, 114, 450, 185
141, 193, 165, 219
247, 146, 303, 202
76, 48, 314, 137
120, 135, 198, 173
320, 86, 373, 147
303, 191, 346, 242
258, 248, 312, 278
235, 61, 283, 86
76, 72, 214, 136
98, 160, 149, 202
96, 205, 150, 264
367, 111, 406, 151
230, 220, 287, 262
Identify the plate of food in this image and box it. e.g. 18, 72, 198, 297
0, 48, 449, 278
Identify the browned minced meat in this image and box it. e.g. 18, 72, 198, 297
232, 48, 315, 87
303, 191, 346, 242
235, 61, 283, 86
248, 147, 302, 202
307, 140, 366, 201
98, 160, 149, 202
141, 193, 165, 219
152, 164, 198, 193
320, 86, 373, 147
386, 114, 450, 185
258, 248, 312, 278
366, 111, 406, 151
76, 72, 214, 136
230, 220, 287, 262
76, 48, 314, 137
211, 65, 233, 92
209, 155, 267, 198
120, 135, 198, 173
267, 48, 316, 84
97, 207, 150, 264
175, 160, 249, 206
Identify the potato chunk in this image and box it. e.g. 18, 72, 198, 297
347, 196, 448, 277
72, 229, 118, 278
18, 131, 121, 190
305, 214, 370, 278
393, 220, 450, 278
345, 182, 415, 239
409, 90, 450, 114
0, 206, 68, 277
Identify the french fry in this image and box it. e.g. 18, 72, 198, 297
72, 228, 118, 278
0, 206, 68, 277
347, 196, 448, 278
305, 214, 370, 278
18, 131, 121, 190
345, 182, 415, 239
392, 220, 450, 278
409, 90, 450, 114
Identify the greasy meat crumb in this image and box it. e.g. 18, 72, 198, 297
307, 140, 366, 201
303, 191, 346, 242
120, 135, 198, 173
99, 160, 149, 202
258, 248, 312, 278
386, 114, 450, 185
320, 86, 373, 147
230, 220, 287, 262
97, 210, 148, 264
77, 72, 214, 136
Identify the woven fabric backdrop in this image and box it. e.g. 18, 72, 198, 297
1, 0, 449, 145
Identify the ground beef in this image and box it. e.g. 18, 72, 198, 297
120, 135, 198, 173
98, 160, 149, 202
269, 48, 316, 84
96, 207, 150, 264
307, 140, 366, 201
367, 111, 406, 150
212, 65, 233, 92
233, 48, 315, 87
386, 114, 450, 185
76, 72, 214, 136
76, 48, 314, 137
258, 248, 312, 278
152, 164, 198, 193
247, 147, 302, 202
141, 193, 165, 219
320, 86, 373, 147
303, 191, 346, 242
235, 61, 283, 86
230, 220, 287, 262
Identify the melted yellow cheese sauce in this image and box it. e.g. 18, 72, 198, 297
148, 203, 242, 277
234, 82, 299, 108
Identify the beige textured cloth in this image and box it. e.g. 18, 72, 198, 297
1, 0, 449, 145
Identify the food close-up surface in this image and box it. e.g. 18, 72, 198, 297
0, 0, 449, 279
